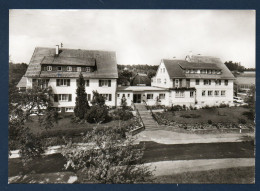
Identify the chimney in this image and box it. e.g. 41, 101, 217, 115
189, 51, 193, 58
55, 45, 59, 55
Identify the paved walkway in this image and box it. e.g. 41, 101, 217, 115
135, 104, 159, 130
146, 158, 255, 176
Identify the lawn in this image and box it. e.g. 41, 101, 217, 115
155, 166, 255, 184
25, 114, 129, 135
155, 106, 254, 125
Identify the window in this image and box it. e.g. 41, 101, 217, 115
225, 80, 228, 86
190, 91, 194, 97
215, 80, 221, 85
175, 79, 179, 87
47, 66, 52, 71
193, 69, 198, 74
67, 66, 72, 71
128, 94, 130, 98
186, 69, 190, 74
202, 90, 206, 96
159, 94, 165, 99
122, 94, 125, 97
54, 94, 72, 102
86, 67, 91, 72
208, 91, 213, 96
212, 70, 216, 74
175, 91, 184, 98
85, 80, 89, 87
221, 91, 226, 96
163, 68, 165, 73
32, 79, 50, 88
160, 68, 162, 73
57, 66, 62, 71
186, 79, 190, 88
65, 107, 74, 112
101, 94, 112, 101
164, 79, 167, 84
207, 70, 212, 74
196, 79, 200, 85
215, 90, 219, 96
99, 80, 111, 87
117, 94, 120, 98
87, 94, 91, 101
204, 79, 211, 85
201, 69, 206, 74
56, 79, 70, 86
157, 78, 161, 84
147, 94, 153, 99
77, 67, 81, 72
216, 70, 221, 75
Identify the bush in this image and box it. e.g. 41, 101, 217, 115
170, 105, 183, 111
86, 105, 110, 123
208, 120, 213, 124
238, 118, 247, 124
112, 109, 134, 121
219, 103, 229, 108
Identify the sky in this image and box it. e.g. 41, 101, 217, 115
9, 10, 255, 68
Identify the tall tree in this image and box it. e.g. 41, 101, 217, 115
74, 73, 90, 119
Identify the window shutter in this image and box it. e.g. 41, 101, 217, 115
99, 80, 101, 87
109, 94, 112, 101
67, 79, 70, 86
56, 79, 60, 86
54, 94, 58, 102
108, 80, 111, 87
69, 94, 72, 101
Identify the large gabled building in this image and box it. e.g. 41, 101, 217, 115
20, 46, 118, 112
151, 55, 235, 107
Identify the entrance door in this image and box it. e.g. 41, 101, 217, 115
133, 94, 141, 103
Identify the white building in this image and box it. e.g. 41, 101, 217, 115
17, 47, 235, 110
20, 46, 118, 113
151, 55, 235, 107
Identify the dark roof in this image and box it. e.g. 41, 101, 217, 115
131, 73, 151, 86
179, 62, 221, 70
163, 56, 234, 79
16, 76, 27, 88
25, 47, 118, 79
41, 56, 95, 66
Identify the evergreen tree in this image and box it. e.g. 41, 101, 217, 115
74, 73, 90, 119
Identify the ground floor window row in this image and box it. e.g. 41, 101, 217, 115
53, 93, 112, 102
201, 90, 226, 97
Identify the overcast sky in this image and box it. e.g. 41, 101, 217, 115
9, 10, 255, 68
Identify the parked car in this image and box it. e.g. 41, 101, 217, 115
233, 96, 244, 104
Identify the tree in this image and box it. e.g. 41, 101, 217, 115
117, 70, 133, 86
224, 61, 245, 72
74, 73, 90, 119
61, 127, 154, 183
91, 90, 105, 106
121, 96, 127, 110
9, 86, 58, 162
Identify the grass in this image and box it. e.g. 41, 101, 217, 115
155, 166, 255, 184
25, 114, 128, 135
157, 107, 253, 125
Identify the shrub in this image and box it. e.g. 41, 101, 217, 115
112, 109, 133, 121
219, 103, 229, 108
170, 105, 183, 111
208, 120, 213, 124
238, 118, 247, 124
86, 105, 110, 123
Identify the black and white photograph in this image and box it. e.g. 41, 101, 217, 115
8, 9, 255, 184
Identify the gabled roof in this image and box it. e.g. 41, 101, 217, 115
24, 47, 118, 78
131, 73, 151, 86
162, 55, 235, 79
16, 76, 27, 88
41, 56, 95, 66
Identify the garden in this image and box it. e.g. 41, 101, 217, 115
152, 104, 255, 132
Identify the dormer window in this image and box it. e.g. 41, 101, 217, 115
57, 66, 62, 71
77, 67, 81, 72
47, 66, 52, 71
86, 67, 91, 72
186, 69, 190, 74
67, 66, 72, 71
